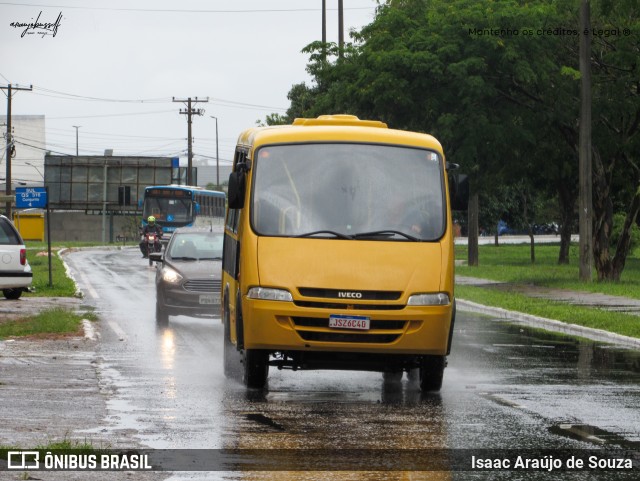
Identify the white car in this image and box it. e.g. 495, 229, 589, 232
0, 215, 33, 299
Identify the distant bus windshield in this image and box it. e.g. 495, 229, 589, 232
251, 143, 445, 240
143, 196, 192, 224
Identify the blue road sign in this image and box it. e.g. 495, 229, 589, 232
15, 187, 47, 209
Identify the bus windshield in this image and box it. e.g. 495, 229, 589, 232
251, 143, 445, 241
143, 196, 193, 224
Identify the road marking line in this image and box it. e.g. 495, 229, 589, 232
77, 269, 100, 299
107, 320, 128, 341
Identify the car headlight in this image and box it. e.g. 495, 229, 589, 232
407, 293, 450, 306
161, 267, 183, 284
247, 287, 293, 302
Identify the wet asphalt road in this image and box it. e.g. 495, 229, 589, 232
62, 247, 640, 480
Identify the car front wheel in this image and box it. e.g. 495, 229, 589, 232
3, 288, 23, 300
155, 291, 169, 325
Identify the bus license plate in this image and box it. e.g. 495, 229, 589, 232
199, 294, 220, 305
329, 315, 370, 330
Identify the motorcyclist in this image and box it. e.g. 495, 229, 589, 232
140, 216, 163, 257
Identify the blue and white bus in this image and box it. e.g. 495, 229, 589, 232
141, 185, 226, 237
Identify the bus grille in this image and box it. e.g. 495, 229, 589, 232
297, 331, 401, 344
291, 317, 406, 344
183, 279, 221, 293
292, 317, 406, 330
298, 288, 402, 300
294, 300, 403, 310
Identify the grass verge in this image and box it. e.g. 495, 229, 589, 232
0, 308, 96, 340
455, 242, 640, 339
25, 249, 77, 297
455, 243, 640, 299
457, 285, 640, 339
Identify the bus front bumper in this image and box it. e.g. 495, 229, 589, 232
241, 298, 453, 357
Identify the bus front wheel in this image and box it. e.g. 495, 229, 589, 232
419, 355, 446, 392
223, 302, 241, 379
243, 349, 269, 389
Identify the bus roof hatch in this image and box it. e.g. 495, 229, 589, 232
293, 114, 387, 129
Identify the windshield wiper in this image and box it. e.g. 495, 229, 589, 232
198, 256, 223, 260
294, 230, 354, 240
170, 256, 198, 261
353, 230, 420, 241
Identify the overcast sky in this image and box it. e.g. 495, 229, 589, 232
0, 0, 378, 170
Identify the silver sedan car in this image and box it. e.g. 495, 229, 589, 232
152, 227, 223, 325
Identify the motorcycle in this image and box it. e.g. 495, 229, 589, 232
144, 232, 162, 265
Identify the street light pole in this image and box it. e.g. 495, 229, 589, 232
25, 162, 44, 184
210, 116, 219, 188
73, 125, 81, 156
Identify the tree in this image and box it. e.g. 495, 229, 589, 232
280, 0, 640, 280
588, 1, 640, 281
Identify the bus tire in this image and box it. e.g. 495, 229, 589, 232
223, 301, 240, 379
382, 371, 403, 384
243, 349, 269, 389
419, 355, 445, 392
235, 291, 245, 350
407, 368, 419, 384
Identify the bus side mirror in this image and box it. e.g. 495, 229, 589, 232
449, 174, 469, 211
228, 171, 246, 209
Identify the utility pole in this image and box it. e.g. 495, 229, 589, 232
173, 97, 208, 186
338, 0, 344, 58
579, 0, 593, 282
1, 84, 33, 219
210, 116, 220, 188
73, 125, 81, 156
322, 0, 327, 61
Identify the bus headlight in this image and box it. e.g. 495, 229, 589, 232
247, 287, 293, 302
407, 293, 450, 306
161, 267, 183, 284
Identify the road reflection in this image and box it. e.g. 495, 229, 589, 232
65, 249, 640, 480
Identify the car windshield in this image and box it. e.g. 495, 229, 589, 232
167, 232, 223, 260
251, 143, 445, 241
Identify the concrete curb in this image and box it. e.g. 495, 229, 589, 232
82, 319, 98, 340
57, 248, 84, 298
457, 298, 640, 350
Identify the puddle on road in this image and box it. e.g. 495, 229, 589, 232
460, 320, 640, 381
550, 423, 640, 449
242, 412, 286, 431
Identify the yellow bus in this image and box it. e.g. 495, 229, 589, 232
222, 115, 467, 391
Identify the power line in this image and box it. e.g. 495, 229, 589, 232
10, 82, 288, 112
210, 97, 288, 112
47, 109, 176, 120
32, 86, 170, 103
13, 138, 73, 156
